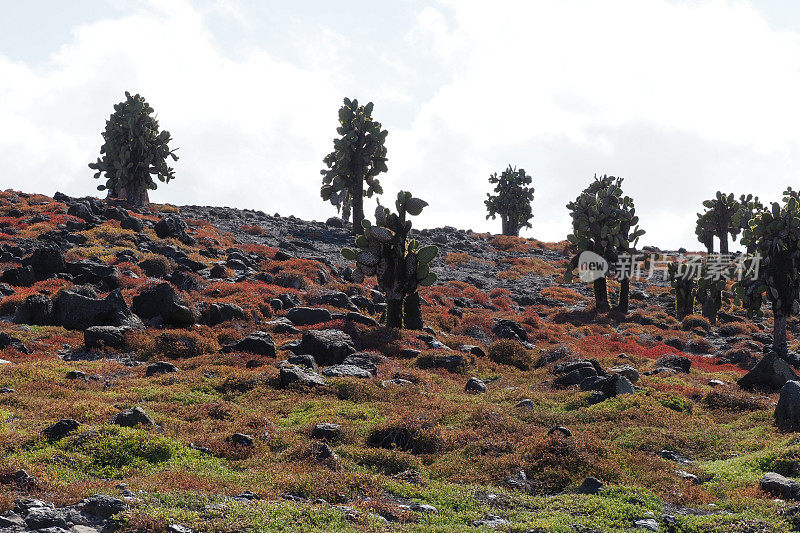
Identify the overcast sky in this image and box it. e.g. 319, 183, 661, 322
2, 0, 800, 250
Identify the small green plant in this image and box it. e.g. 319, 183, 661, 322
484, 165, 535, 237
565, 175, 644, 313
342, 192, 438, 329
734, 190, 800, 357
486, 339, 532, 370
89, 92, 178, 206
320, 97, 387, 234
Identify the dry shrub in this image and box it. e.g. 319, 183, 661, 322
347, 446, 422, 476
130, 328, 221, 360
367, 417, 442, 455
541, 286, 586, 305
241, 224, 266, 235
682, 315, 711, 332
702, 390, 767, 412
486, 340, 532, 370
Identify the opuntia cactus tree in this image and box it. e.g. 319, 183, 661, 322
694, 264, 727, 325
89, 92, 178, 207
341, 192, 438, 329
321, 97, 387, 234
732, 194, 765, 252
565, 175, 645, 313
695, 192, 741, 254
668, 261, 695, 320
484, 165, 535, 237
734, 191, 800, 358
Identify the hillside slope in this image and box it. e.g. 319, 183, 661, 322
0, 190, 796, 532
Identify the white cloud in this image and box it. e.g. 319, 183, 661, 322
2, 0, 800, 250
388, 0, 800, 249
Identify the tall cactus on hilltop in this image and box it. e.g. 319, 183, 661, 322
734, 191, 800, 359
321, 97, 387, 234
485, 165, 535, 237
695, 192, 741, 254
565, 175, 644, 314
342, 192, 438, 329
89, 92, 178, 206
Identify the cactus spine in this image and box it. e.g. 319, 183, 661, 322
341, 191, 438, 329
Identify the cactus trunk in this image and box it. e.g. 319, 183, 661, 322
593, 277, 610, 313
112, 186, 149, 207
403, 292, 423, 330
352, 176, 364, 236
615, 278, 629, 314
386, 299, 403, 329
774, 313, 788, 356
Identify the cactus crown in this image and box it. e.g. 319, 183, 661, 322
733, 194, 800, 318
89, 91, 178, 196
565, 174, 644, 265
320, 97, 387, 220
484, 165, 535, 234
694, 191, 742, 249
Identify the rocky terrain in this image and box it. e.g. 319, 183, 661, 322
0, 190, 798, 532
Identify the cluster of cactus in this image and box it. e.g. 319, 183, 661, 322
733, 192, 800, 356
565, 175, 645, 314
89, 92, 178, 207
695, 192, 741, 253
484, 165, 535, 237
341, 192, 438, 329
321, 97, 387, 234
732, 194, 765, 251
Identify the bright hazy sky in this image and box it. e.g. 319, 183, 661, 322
2, 0, 800, 249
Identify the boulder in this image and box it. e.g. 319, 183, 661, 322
739, 353, 800, 391
67, 259, 120, 288
110, 406, 157, 428
42, 419, 80, 440
226, 433, 254, 447
341, 353, 378, 375
760, 472, 800, 500
154, 215, 194, 245
146, 361, 178, 376
609, 364, 640, 382
279, 363, 326, 388
311, 423, 341, 441
0, 332, 30, 354
14, 293, 54, 325
79, 494, 127, 519
465, 377, 487, 393
298, 329, 356, 366
200, 302, 246, 325
317, 292, 358, 311
287, 353, 318, 372
577, 477, 604, 495
1, 265, 35, 287
132, 282, 195, 326
221, 331, 276, 357
775, 381, 800, 430
286, 307, 332, 326
321, 364, 372, 379
416, 353, 468, 373
22, 247, 65, 280
84, 326, 125, 350
52, 289, 143, 330
655, 354, 691, 373
492, 319, 528, 342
